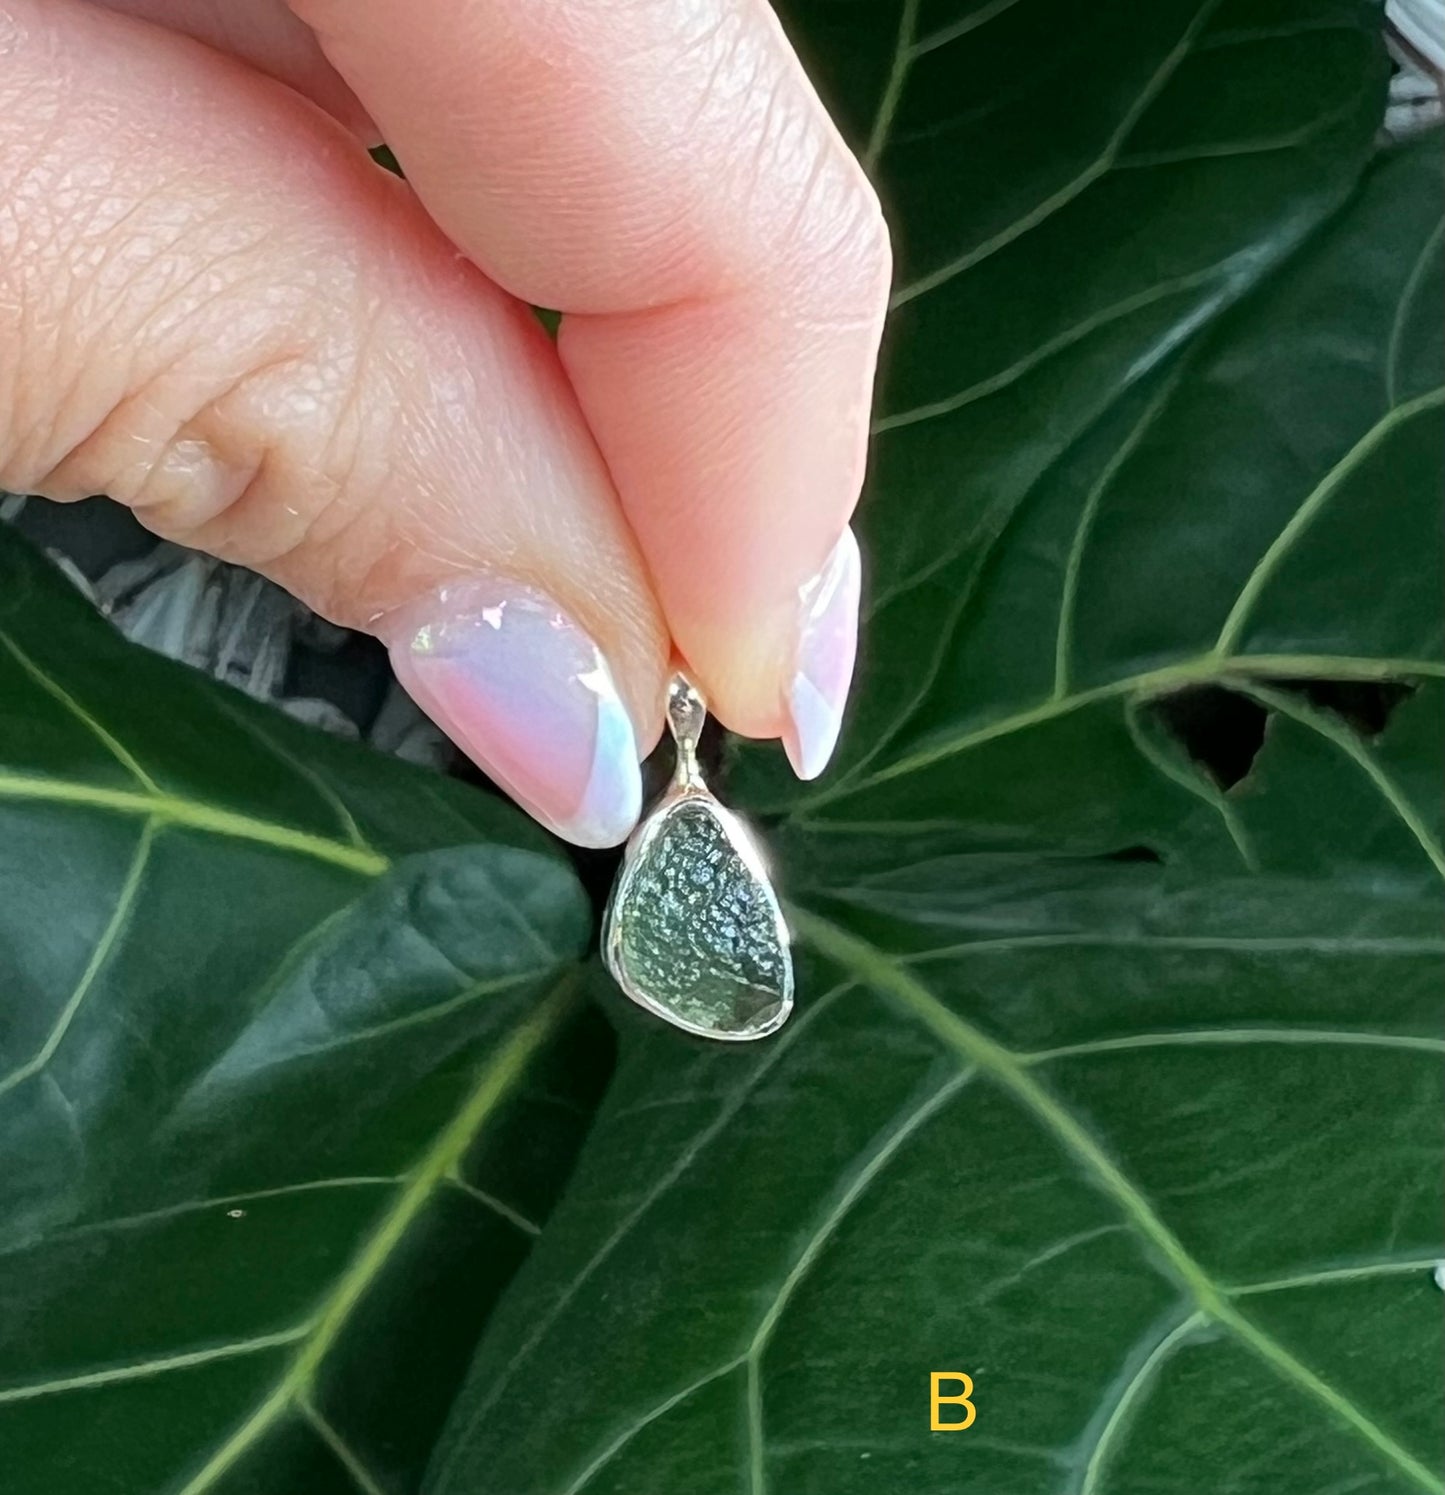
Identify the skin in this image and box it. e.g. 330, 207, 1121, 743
0, 0, 889, 815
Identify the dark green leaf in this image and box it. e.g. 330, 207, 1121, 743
0, 534, 607, 1493
429, 8, 1443, 1495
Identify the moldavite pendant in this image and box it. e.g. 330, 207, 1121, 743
603, 677, 793, 1040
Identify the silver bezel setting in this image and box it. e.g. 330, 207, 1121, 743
603, 780, 794, 1043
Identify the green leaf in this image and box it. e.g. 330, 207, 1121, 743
428, 8, 1443, 1495
0, 533, 608, 1492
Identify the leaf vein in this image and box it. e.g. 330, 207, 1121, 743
863, 0, 919, 168
319, 968, 552, 1056
6, 1176, 402, 1258
556, 1360, 746, 1495
1054, 361, 1191, 698
1076, 1309, 1206, 1494
1112, 87, 1368, 171
791, 651, 1445, 814
445, 1173, 542, 1237
303, 1398, 389, 1495
209, 691, 371, 855
0, 819, 154, 1100
170, 979, 577, 1495
891, 0, 1222, 308
1239, 683, 1445, 881
1385, 215, 1445, 406
796, 912, 1443, 1494
1027, 1027, 1445, 1063
1027, 1026, 1445, 1063
0, 1326, 309, 1405
873, 259, 1226, 436
427, 985, 850, 1487
1230, 1256, 1445, 1298
0, 629, 158, 793
1123, 692, 1258, 869
0, 773, 387, 876
1213, 386, 1445, 656
912, 0, 1027, 57
746, 1069, 973, 1495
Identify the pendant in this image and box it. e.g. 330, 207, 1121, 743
603, 676, 793, 1041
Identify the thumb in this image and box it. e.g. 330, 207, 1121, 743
0, 0, 669, 846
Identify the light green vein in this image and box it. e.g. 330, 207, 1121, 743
24, 1177, 401, 1255
434, 984, 847, 1478
446, 1172, 542, 1237
1214, 386, 1445, 656
853, 257, 1241, 809
1231, 1256, 1444, 1298
209, 691, 370, 856
794, 911, 1444, 1495
0, 819, 154, 1100
1386, 216, 1444, 406
1240, 682, 1445, 881
0, 1325, 309, 1405
891, 0, 1221, 307
1112, 87, 1366, 171
1218, 1307, 1441, 1490
792, 652, 1445, 814
558, 1360, 746, 1495
898, 932, 1444, 960
749, 1070, 972, 1359
795, 913, 1226, 1301
172, 978, 577, 1495
0, 773, 387, 876
0, 629, 158, 793
1197, 18, 1364, 48
863, 0, 920, 168
747, 1070, 972, 1495
1123, 692, 1257, 869
1078, 1311, 1206, 1495
873, 259, 1223, 435
1055, 365, 1190, 699
330, 968, 549, 1051
562, 1069, 974, 1495
913, 0, 1025, 56
302, 1398, 387, 1495
1026, 1027, 1445, 1064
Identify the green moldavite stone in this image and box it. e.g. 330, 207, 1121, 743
613, 799, 789, 1037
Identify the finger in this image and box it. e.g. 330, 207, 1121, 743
1, 0, 670, 847
89, 0, 372, 134
288, 0, 890, 771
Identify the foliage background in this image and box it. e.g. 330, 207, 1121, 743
0, 2, 1440, 1492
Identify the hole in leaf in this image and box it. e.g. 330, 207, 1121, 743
1268, 678, 1414, 737
1103, 844, 1165, 864
1149, 685, 1268, 791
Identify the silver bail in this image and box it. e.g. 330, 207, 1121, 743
666, 675, 707, 787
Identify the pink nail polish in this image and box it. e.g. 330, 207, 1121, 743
782, 528, 861, 781
382, 579, 641, 848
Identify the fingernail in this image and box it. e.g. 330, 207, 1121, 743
381, 579, 642, 848
782, 527, 861, 781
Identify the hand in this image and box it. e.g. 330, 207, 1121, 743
0, 0, 889, 845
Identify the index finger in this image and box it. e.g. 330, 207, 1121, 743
288, 0, 890, 774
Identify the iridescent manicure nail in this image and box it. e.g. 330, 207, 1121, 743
383, 579, 642, 848
782, 527, 861, 781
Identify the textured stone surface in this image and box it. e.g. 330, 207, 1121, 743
612, 798, 789, 1036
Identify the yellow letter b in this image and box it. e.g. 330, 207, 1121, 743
929, 1372, 976, 1431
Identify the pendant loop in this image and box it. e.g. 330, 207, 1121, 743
666, 674, 707, 787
